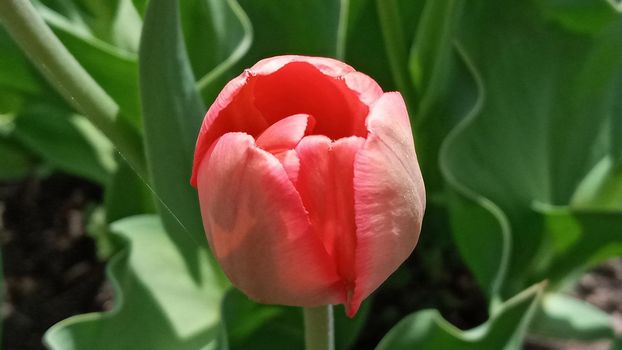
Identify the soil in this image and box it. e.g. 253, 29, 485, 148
1, 175, 621, 350
1, 175, 110, 350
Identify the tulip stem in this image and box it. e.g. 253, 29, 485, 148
304, 305, 335, 350
0, 0, 147, 178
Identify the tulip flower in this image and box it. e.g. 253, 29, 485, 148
191, 55, 425, 318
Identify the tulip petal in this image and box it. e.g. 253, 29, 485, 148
255, 113, 314, 153
197, 132, 342, 306
344, 71, 384, 106
350, 92, 426, 317
295, 135, 365, 304
250, 55, 355, 77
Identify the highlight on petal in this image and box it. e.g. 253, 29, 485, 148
349, 92, 426, 316
295, 135, 365, 305
196, 132, 343, 306
255, 114, 315, 153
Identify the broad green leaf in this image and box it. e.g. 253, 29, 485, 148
182, 0, 252, 104
139, 0, 207, 250
237, 0, 340, 64
0, 136, 33, 180
12, 104, 115, 184
344, 0, 394, 89
612, 73, 622, 163
44, 215, 228, 350
221, 289, 369, 350
407, 0, 476, 191
434, 39, 510, 301
345, 0, 423, 92
535, 206, 622, 285
374, 0, 419, 108
441, 0, 622, 298
530, 293, 614, 340
445, 187, 511, 302
376, 283, 544, 350
534, 0, 622, 34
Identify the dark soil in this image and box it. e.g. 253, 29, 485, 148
1, 175, 110, 350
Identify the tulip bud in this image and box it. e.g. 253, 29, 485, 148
191, 55, 425, 317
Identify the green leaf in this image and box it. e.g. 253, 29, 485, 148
13, 104, 115, 184
40, 0, 142, 52
237, 0, 340, 63
441, 0, 622, 298
534, 0, 622, 34
376, 283, 544, 350
37, 2, 143, 127
0, 28, 44, 95
571, 156, 622, 210
182, 0, 252, 103
407, 0, 476, 191
530, 293, 614, 341
344, 0, 423, 92
445, 187, 511, 302
535, 206, 622, 285
612, 73, 622, 163
139, 0, 206, 248
0, 136, 33, 180
44, 215, 228, 350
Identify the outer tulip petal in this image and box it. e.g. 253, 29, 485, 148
190, 71, 266, 186
295, 135, 365, 302
343, 71, 384, 106
350, 92, 426, 317
196, 132, 343, 306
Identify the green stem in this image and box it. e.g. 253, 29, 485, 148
304, 305, 334, 350
0, 0, 147, 178
375, 0, 415, 110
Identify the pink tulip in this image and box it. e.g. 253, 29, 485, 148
191, 55, 425, 317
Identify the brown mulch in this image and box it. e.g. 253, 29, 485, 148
1, 175, 110, 350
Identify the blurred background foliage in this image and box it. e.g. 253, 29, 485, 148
0, 0, 621, 349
